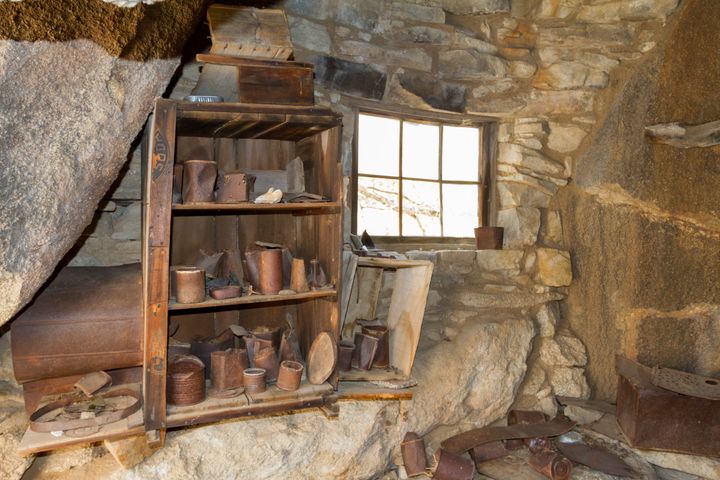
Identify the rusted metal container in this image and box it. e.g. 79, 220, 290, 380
216, 171, 255, 203
211, 348, 246, 392
172, 267, 206, 304
243, 368, 267, 394
167, 355, 206, 406
506, 409, 548, 449
337, 341, 355, 372
362, 325, 389, 368
352, 333, 379, 371
401, 432, 427, 477
616, 356, 720, 457
290, 258, 309, 293
528, 450, 572, 480
250, 326, 282, 350
254, 347, 279, 383
182, 159, 217, 203
469, 440, 507, 467
277, 360, 303, 391
12, 264, 143, 384
209, 285, 241, 300
433, 448, 474, 480
474, 226, 504, 250
245, 248, 283, 295
190, 329, 235, 379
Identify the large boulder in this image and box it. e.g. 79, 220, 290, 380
0, 0, 207, 327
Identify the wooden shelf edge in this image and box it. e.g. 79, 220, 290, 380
172, 201, 341, 213
169, 289, 336, 311
338, 382, 414, 401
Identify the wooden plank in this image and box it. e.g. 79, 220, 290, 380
387, 264, 433, 377
207, 6, 293, 59
197, 53, 313, 70
169, 289, 337, 311
337, 382, 414, 401
339, 367, 408, 382
143, 99, 176, 434
339, 251, 358, 338
246, 382, 333, 404
342, 265, 384, 338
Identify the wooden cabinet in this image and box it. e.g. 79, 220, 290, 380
142, 99, 344, 438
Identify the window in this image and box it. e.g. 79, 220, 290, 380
353, 111, 493, 239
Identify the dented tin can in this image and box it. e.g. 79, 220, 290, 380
401, 432, 427, 477
277, 360, 303, 391
245, 249, 283, 295
528, 450, 572, 480
216, 171, 255, 203
362, 325, 389, 368
433, 448, 474, 480
211, 348, 247, 392
243, 368, 267, 394
172, 267, 206, 304
182, 160, 217, 203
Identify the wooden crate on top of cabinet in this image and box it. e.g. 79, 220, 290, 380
142, 99, 343, 437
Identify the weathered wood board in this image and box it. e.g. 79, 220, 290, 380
207, 6, 292, 59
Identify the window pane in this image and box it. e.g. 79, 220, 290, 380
402, 122, 439, 180
442, 184, 479, 237
402, 180, 441, 236
358, 114, 400, 176
442, 126, 479, 182
357, 176, 399, 236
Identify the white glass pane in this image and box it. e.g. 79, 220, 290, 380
357, 176, 399, 236
402, 180, 441, 236
442, 184, 479, 237
402, 122, 439, 180
358, 114, 400, 176
442, 126, 479, 182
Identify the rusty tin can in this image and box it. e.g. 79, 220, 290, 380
433, 448, 474, 480
469, 440, 508, 467
167, 355, 206, 406
254, 347, 279, 383
362, 325, 390, 368
190, 329, 235, 379
277, 360, 304, 391
209, 285, 241, 300
172, 267, 206, 304
216, 171, 255, 203
290, 258, 309, 293
528, 451, 572, 480
211, 348, 246, 392
352, 333, 379, 371
182, 160, 217, 203
401, 432, 427, 477
243, 368, 267, 394
337, 341, 355, 372
246, 249, 283, 295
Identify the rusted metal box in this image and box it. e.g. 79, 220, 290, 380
616, 356, 720, 457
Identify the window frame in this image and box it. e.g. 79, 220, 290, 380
351, 105, 497, 242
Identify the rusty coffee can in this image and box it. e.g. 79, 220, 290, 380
216, 171, 254, 203
528, 450, 572, 480
401, 432, 427, 477
253, 347, 278, 383
256, 249, 283, 295
243, 368, 267, 394
433, 448, 474, 480
277, 360, 304, 391
172, 267, 205, 304
337, 341, 355, 372
182, 160, 217, 203
167, 355, 205, 406
362, 325, 389, 368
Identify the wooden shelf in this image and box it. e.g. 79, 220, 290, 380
166, 381, 334, 428
338, 381, 414, 401
172, 201, 341, 213
169, 289, 337, 311
339, 366, 409, 382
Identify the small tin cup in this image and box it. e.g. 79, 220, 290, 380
277, 360, 304, 391
243, 368, 267, 394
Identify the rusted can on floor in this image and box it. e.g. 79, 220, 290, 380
474, 226, 504, 250
211, 348, 246, 392
337, 341, 355, 372
167, 355, 206, 406
172, 267, 206, 304
506, 409, 547, 449
528, 450, 572, 480
352, 333, 379, 371
401, 432, 427, 477
469, 440, 507, 467
243, 368, 267, 394
254, 347, 279, 383
277, 360, 303, 391
362, 325, 390, 368
433, 448, 474, 480
216, 171, 254, 203
182, 160, 217, 203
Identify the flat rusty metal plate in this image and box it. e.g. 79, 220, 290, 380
557, 442, 636, 477
651, 366, 720, 400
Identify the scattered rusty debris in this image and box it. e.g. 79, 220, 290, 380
528, 450, 572, 480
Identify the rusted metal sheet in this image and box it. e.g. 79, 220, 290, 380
12, 264, 143, 384
441, 417, 575, 454
651, 366, 720, 400
556, 442, 636, 477
616, 356, 720, 457
401, 432, 427, 477
528, 451, 572, 480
